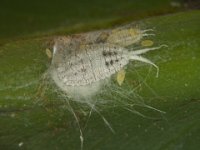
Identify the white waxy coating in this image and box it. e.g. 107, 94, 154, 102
51, 42, 129, 86
50, 34, 163, 90
49, 34, 164, 99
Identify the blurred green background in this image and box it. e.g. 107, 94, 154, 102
0, 0, 200, 150
0, 0, 193, 41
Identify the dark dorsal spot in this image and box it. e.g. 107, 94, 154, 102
110, 60, 113, 65
103, 51, 117, 57
68, 50, 72, 55
88, 42, 93, 45
115, 59, 119, 62
81, 68, 87, 72
74, 72, 77, 76
102, 51, 107, 56
108, 51, 112, 56
105, 61, 109, 67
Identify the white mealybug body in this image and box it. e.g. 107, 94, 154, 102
52, 43, 128, 86
105, 28, 154, 47
50, 35, 165, 99
50, 38, 128, 99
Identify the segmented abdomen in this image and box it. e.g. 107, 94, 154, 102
106, 28, 142, 47
55, 43, 129, 86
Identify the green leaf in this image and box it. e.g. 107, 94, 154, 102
0, 8, 200, 150
0, 0, 185, 43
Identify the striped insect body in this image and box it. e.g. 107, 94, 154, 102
97, 28, 154, 47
